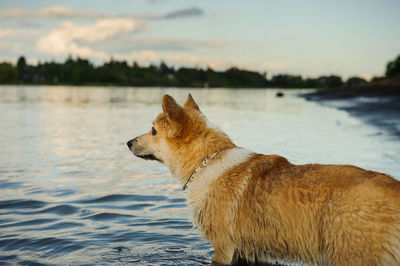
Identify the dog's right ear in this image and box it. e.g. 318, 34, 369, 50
162, 94, 189, 137
184, 93, 200, 112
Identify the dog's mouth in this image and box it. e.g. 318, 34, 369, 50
136, 153, 163, 163
138, 154, 157, 160
128, 140, 163, 163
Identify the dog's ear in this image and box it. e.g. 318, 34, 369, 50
183, 93, 200, 112
162, 94, 189, 137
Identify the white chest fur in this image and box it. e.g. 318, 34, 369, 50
185, 147, 254, 221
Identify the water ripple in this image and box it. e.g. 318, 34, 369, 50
128, 218, 192, 230
0, 237, 85, 254
84, 212, 136, 221
149, 204, 187, 211
18, 204, 80, 216
0, 181, 24, 189
33, 222, 85, 230
76, 194, 169, 204
123, 203, 155, 210
0, 218, 58, 228
0, 200, 47, 210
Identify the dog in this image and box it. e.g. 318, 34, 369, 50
127, 93, 400, 265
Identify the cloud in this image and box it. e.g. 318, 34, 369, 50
17, 21, 43, 28
0, 6, 205, 20
110, 50, 232, 70
162, 7, 204, 19
3, 5, 223, 69
129, 37, 227, 50
147, 0, 169, 4
36, 18, 147, 59
0, 28, 43, 63
115, 50, 160, 62
0, 29, 14, 38
0, 6, 105, 19
94, 36, 228, 53
33, 18, 228, 68
167, 54, 231, 69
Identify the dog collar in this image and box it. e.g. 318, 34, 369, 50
183, 150, 222, 190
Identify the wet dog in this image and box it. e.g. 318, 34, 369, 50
127, 94, 400, 265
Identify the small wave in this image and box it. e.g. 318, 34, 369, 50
0, 218, 57, 229
77, 194, 168, 204
0, 180, 24, 189
0, 236, 84, 255
101, 246, 141, 264
37, 205, 80, 215
165, 247, 184, 253
53, 189, 77, 197
84, 212, 136, 221
0, 254, 18, 262
15, 204, 80, 216
113, 246, 130, 252
149, 204, 187, 211
167, 198, 186, 203
0, 219, 15, 225
18, 260, 46, 266
0, 199, 47, 209
33, 222, 84, 231
123, 203, 154, 210
100, 243, 210, 265
128, 218, 191, 230
60, 170, 87, 176
113, 230, 173, 244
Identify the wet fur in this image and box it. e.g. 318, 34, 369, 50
128, 94, 400, 265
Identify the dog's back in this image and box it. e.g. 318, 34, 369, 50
195, 153, 400, 265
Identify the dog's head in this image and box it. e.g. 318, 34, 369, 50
127, 93, 234, 180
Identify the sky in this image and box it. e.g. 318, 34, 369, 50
0, 0, 399, 79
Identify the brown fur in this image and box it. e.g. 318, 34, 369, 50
128, 94, 400, 265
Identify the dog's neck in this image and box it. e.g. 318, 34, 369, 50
166, 128, 236, 185
182, 149, 225, 190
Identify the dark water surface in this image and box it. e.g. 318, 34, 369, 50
1, 86, 399, 265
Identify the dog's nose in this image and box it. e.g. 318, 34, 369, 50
127, 138, 136, 149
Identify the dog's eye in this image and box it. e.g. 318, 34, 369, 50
151, 127, 157, 136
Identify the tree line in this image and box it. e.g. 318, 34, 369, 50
0, 54, 399, 88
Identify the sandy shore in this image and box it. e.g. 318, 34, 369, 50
301, 85, 400, 138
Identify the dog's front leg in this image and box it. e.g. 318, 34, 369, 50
211, 240, 235, 265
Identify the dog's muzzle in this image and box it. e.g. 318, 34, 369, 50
127, 137, 163, 162
127, 138, 136, 149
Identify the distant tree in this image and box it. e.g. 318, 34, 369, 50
0, 63, 18, 83
176, 67, 207, 87
132, 61, 140, 70
371, 76, 385, 83
226, 67, 269, 88
205, 67, 230, 87
346, 76, 367, 87
386, 55, 400, 78
304, 78, 319, 88
98, 59, 130, 84
159, 61, 173, 74
271, 74, 304, 88
17, 56, 27, 82
0, 55, 366, 88
317, 75, 343, 88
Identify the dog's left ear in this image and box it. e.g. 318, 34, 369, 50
162, 94, 190, 137
184, 93, 200, 112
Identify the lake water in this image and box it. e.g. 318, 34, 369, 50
0, 86, 399, 265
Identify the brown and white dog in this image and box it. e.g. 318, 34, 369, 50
127, 94, 400, 265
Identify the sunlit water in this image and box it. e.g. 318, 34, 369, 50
0, 86, 399, 265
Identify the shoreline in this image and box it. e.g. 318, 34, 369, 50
301, 85, 400, 138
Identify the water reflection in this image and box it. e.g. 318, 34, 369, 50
0, 85, 399, 265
